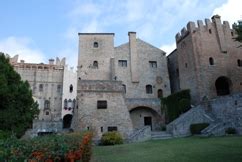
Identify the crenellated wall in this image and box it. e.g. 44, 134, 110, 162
169, 15, 242, 104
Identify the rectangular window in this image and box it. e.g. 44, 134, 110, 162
39, 84, 43, 92
57, 85, 62, 93
97, 100, 107, 109
149, 61, 157, 68
118, 60, 127, 67
108, 126, 118, 132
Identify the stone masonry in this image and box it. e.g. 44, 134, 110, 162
73, 32, 170, 139
168, 15, 242, 104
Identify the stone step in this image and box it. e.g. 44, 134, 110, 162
151, 131, 173, 140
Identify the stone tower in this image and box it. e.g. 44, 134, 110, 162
168, 15, 242, 104
72, 33, 133, 139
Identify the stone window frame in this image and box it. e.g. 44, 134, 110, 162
97, 100, 107, 109
118, 60, 127, 67
146, 84, 153, 94
149, 61, 157, 68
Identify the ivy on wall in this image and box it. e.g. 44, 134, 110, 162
161, 89, 191, 123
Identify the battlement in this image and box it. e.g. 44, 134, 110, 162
176, 15, 231, 43
10, 55, 66, 71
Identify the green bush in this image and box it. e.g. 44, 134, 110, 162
0, 130, 11, 140
190, 123, 209, 134
225, 127, 237, 134
0, 132, 93, 161
101, 131, 123, 145
162, 89, 191, 123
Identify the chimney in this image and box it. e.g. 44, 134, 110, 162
49, 59, 54, 65
128, 32, 139, 82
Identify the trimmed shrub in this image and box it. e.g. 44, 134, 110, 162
162, 89, 191, 123
225, 127, 237, 134
101, 131, 123, 145
190, 123, 209, 134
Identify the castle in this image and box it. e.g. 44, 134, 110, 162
8, 15, 242, 139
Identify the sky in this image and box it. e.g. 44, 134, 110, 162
0, 0, 241, 68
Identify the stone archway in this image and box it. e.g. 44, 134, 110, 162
63, 114, 73, 128
129, 107, 162, 131
215, 76, 231, 96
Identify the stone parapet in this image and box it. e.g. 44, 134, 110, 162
77, 80, 124, 93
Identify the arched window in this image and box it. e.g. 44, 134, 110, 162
93, 42, 98, 48
69, 84, 73, 93
44, 100, 50, 109
146, 85, 153, 94
122, 84, 126, 93
93, 61, 98, 68
158, 89, 163, 98
209, 57, 214, 65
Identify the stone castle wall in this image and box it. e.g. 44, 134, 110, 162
11, 57, 65, 121
169, 15, 242, 104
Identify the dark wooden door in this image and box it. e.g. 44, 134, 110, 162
144, 117, 152, 130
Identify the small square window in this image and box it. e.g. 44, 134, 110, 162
149, 61, 157, 68
108, 126, 117, 132
94, 42, 98, 48
118, 60, 127, 67
97, 100, 107, 109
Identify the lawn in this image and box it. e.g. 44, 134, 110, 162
92, 136, 242, 162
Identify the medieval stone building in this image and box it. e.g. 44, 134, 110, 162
10, 56, 77, 134
71, 32, 170, 139
168, 15, 242, 104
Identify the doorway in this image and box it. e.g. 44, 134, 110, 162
215, 76, 231, 96
63, 114, 73, 128
144, 116, 152, 130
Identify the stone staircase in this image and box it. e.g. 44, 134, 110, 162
151, 131, 173, 140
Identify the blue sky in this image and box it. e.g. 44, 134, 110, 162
0, 0, 241, 68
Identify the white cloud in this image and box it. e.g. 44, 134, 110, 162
0, 37, 46, 63
160, 43, 176, 55
212, 0, 242, 26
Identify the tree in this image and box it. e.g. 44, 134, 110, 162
233, 21, 242, 43
0, 53, 39, 138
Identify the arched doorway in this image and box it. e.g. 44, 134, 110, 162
63, 114, 73, 128
129, 107, 161, 131
215, 76, 231, 96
